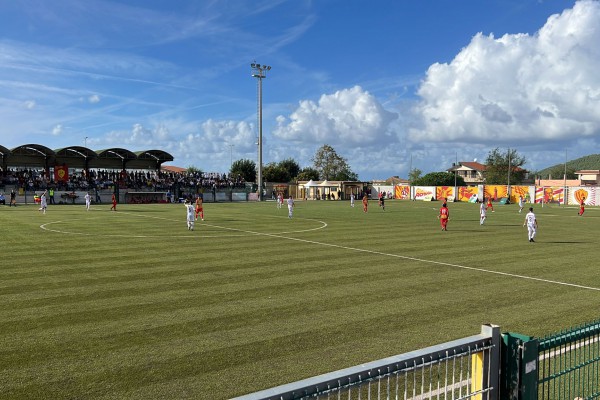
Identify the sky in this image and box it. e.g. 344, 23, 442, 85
1, 0, 600, 180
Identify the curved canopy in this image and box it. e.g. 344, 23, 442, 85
7, 144, 55, 167
303, 179, 319, 188
55, 146, 98, 159
11, 144, 55, 157
54, 146, 98, 169
93, 148, 137, 169
0, 143, 174, 171
129, 149, 174, 169
0, 145, 11, 157
96, 148, 137, 160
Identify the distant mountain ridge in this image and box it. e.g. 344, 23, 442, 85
536, 154, 600, 179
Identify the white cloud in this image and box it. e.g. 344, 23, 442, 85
88, 94, 100, 103
102, 122, 175, 147
24, 100, 36, 109
273, 86, 397, 145
178, 119, 256, 156
52, 124, 63, 136
409, 0, 600, 145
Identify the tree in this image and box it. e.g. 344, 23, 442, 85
263, 162, 290, 183
186, 165, 203, 175
296, 167, 320, 181
230, 159, 256, 183
262, 158, 301, 182
408, 168, 422, 184
412, 172, 465, 187
312, 144, 358, 181
279, 158, 301, 181
484, 148, 527, 184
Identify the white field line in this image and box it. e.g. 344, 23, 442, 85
221, 227, 600, 293
40, 210, 600, 292
39, 211, 328, 238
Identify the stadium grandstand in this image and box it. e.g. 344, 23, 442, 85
0, 144, 248, 204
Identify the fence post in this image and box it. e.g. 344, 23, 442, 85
501, 332, 539, 400
477, 324, 500, 400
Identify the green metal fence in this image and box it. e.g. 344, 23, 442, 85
237, 321, 600, 399
537, 320, 600, 400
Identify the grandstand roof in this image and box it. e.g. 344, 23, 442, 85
0, 145, 11, 157
131, 150, 174, 169
0, 143, 174, 171
7, 144, 55, 167
54, 146, 98, 168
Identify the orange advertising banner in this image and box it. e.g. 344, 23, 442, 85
510, 186, 530, 203
395, 185, 410, 200
436, 186, 453, 202
484, 185, 507, 202
457, 186, 478, 202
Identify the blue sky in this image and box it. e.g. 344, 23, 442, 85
1, 0, 599, 180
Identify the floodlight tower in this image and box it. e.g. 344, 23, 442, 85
251, 62, 271, 201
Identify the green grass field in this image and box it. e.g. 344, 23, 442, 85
1, 199, 599, 399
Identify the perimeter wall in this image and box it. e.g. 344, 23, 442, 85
395, 185, 596, 206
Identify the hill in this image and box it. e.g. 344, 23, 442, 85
536, 154, 600, 179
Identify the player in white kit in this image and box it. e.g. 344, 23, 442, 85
523, 207, 538, 242
479, 201, 486, 225
185, 201, 195, 230
85, 192, 91, 211
287, 196, 295, 219
39, 190, 48, 214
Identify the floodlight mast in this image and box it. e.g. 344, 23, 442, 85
251, 62, 271, 201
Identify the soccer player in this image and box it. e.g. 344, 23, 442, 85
195, 195, 204, 221
480, 200, 486, 225
85, 192, 91, 211
110, 193, 117, 211
486, 196, 494, 212
10, 189, 16, 207
184, 201, 195, 230
518, 195, 524, 213
578, 197, 585, 216
380, 195, 385, 211
523, 207, 538, 242
350, 193, 355, 207
286, 195, 295, 218
38, 190, 48, 214
362, 194, 368, 213
438, 202, 449, 231
277, 193, 283, 209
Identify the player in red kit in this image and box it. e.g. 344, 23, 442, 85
578, 197, 585, 216
195, 195, 204, 221
486, 196, 494, 212
438, 203, 449, 231
110, 193, 117, 211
